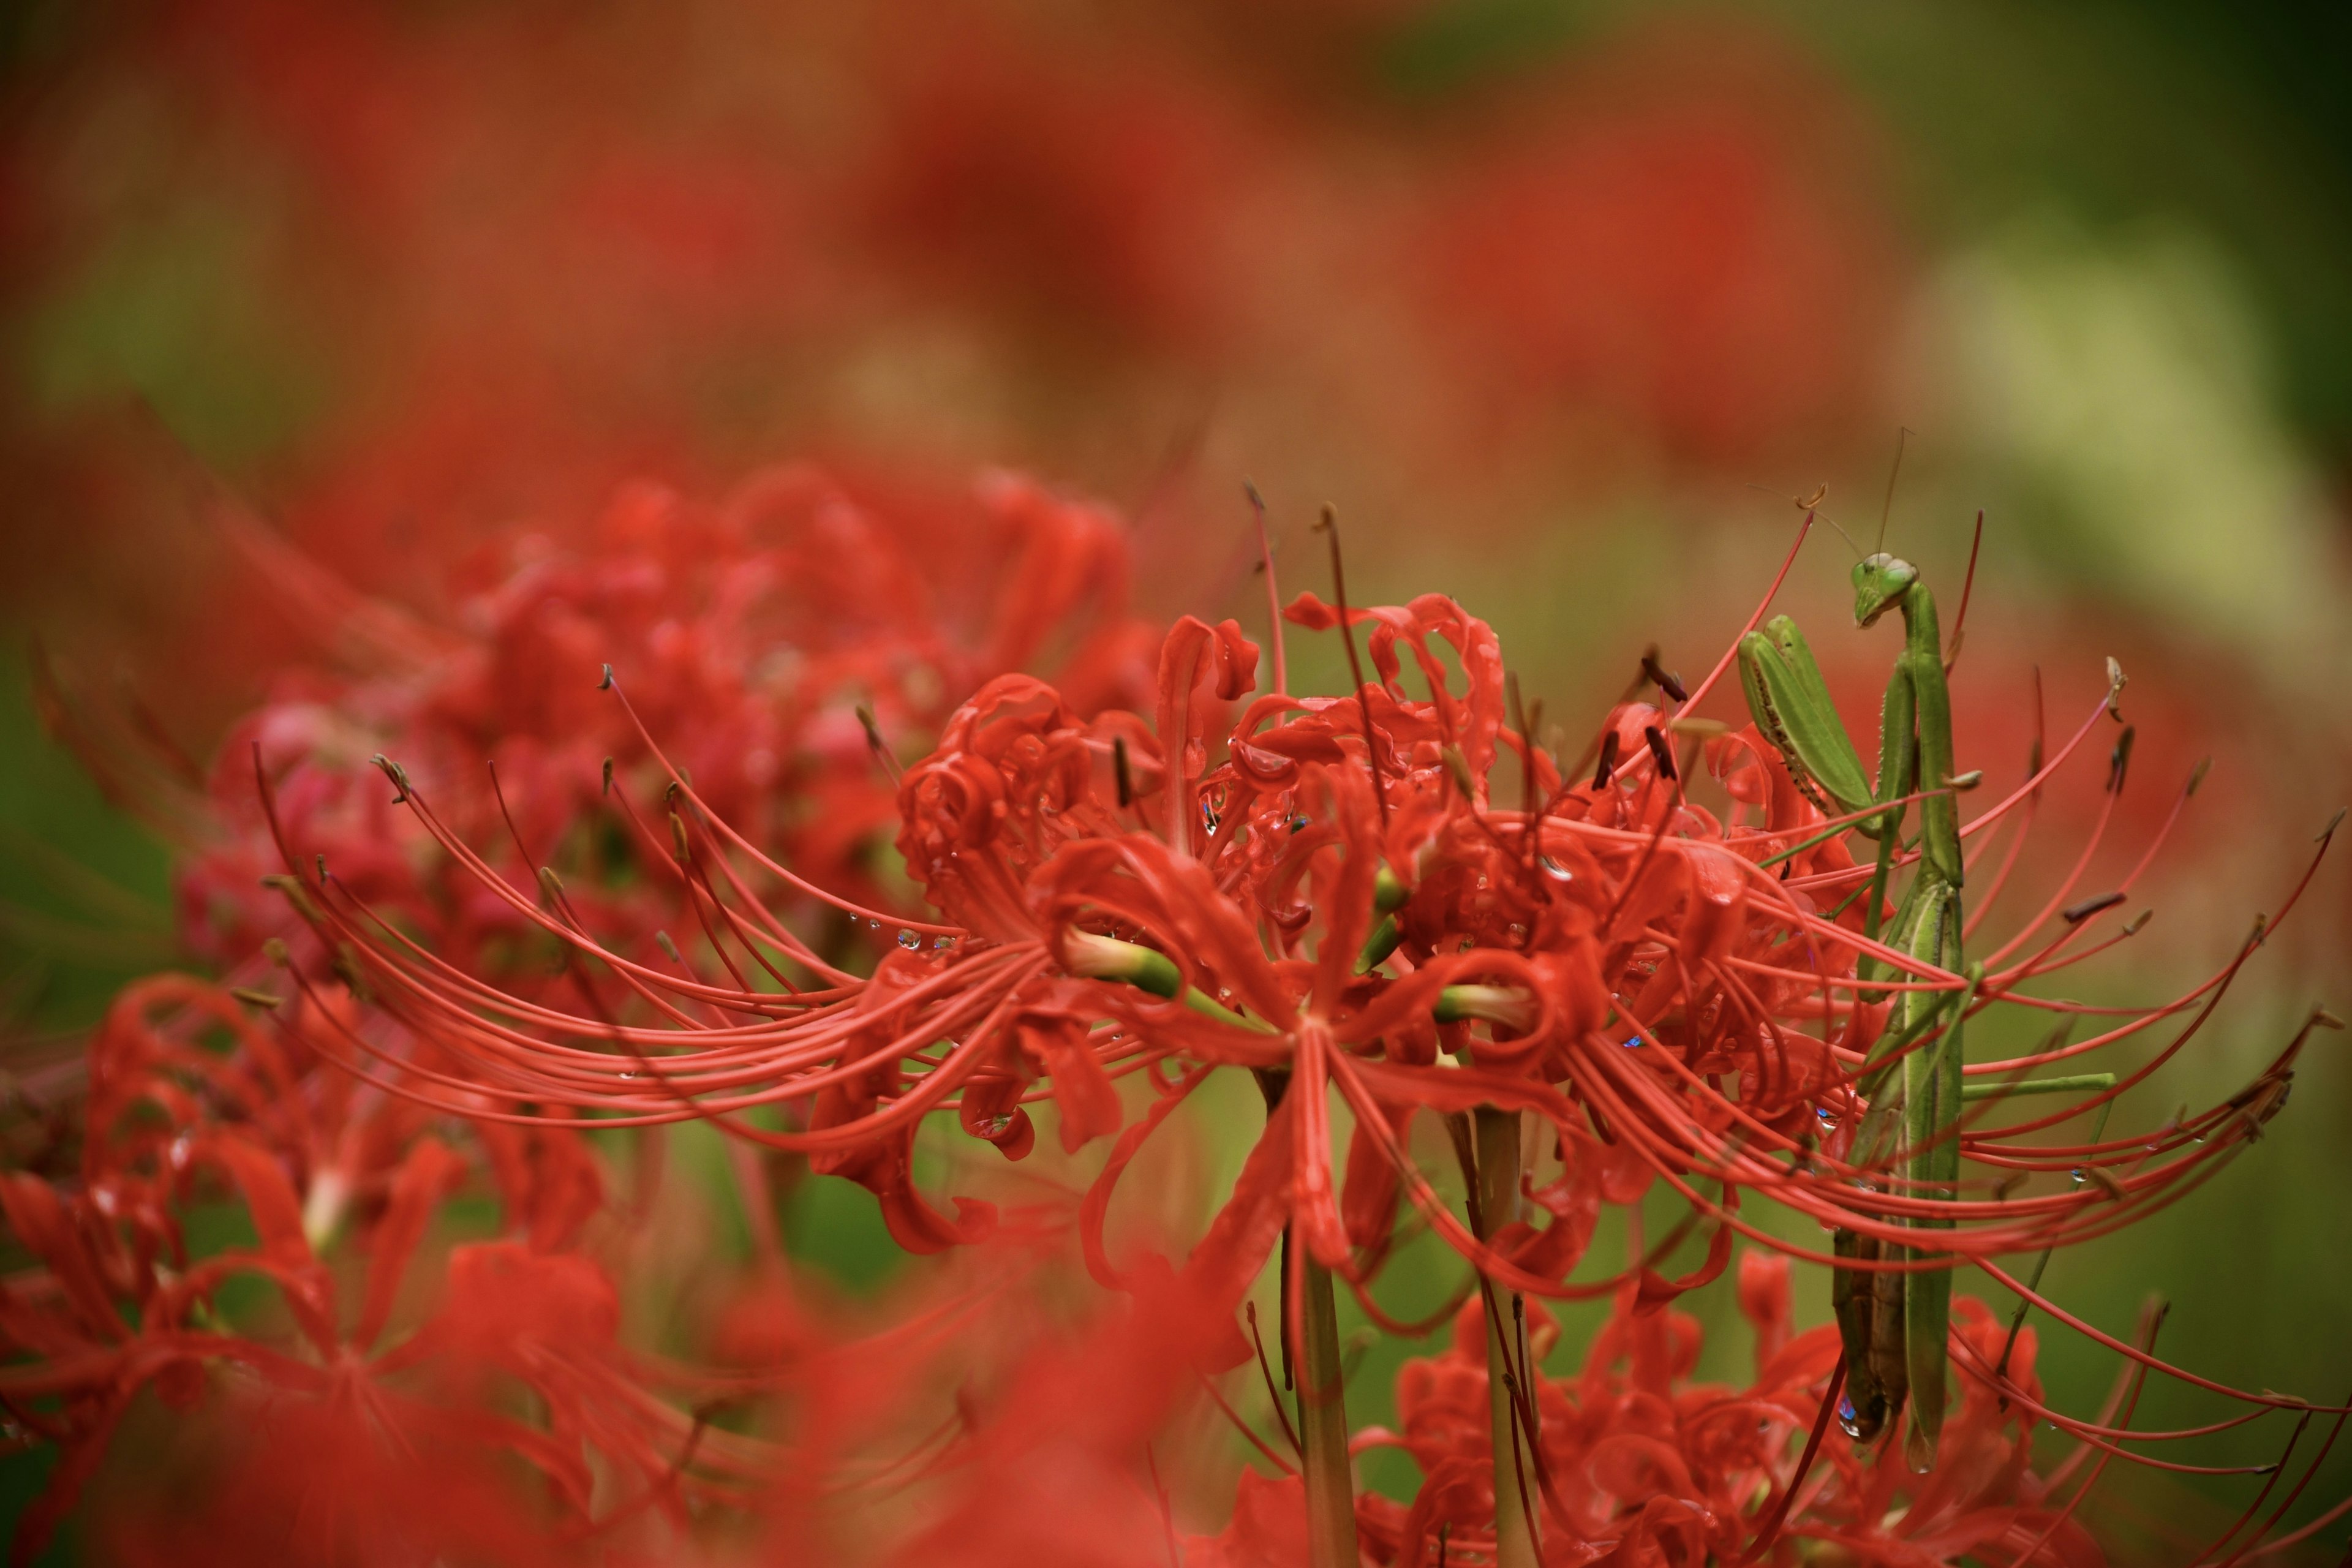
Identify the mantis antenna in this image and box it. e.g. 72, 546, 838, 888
1876, 426, 1914, 552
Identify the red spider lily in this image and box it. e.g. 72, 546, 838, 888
0, 1121, 742, 1564
4, 992, 1270, 1568
38, 462, 1152, 992
1341, 1253, 2101, 1567
74, 973, 605, 1264
244, 518, 2339, 1549
275, 587, 1867, 1313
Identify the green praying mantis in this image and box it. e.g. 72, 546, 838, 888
1737, 548, 1972, 1472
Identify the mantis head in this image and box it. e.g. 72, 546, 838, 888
1851, 552, 1918, 627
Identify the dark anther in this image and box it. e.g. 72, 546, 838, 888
601, 756, 614, 796
1643, 725, 1678, 781
598, 663, 614, 690
1114, 736, 1134, 808
2062, 891, 2125, 925
2106, 725, 2136, 793
1641, 648, 1687, 704
1591, 731, 1621, 791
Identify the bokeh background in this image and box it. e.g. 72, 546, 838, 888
3, 1, 2348, 1558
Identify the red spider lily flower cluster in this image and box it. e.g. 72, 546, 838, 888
276, 515, 2335, 1452
1340, 1255, 2101, 1567
0, 975, 690, 1562
39, 463, 1153, 992
7, 488, 2344, 1562
0, 970, 1242, 1566
273, 578, 1887, 1311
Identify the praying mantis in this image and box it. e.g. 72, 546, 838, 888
1737, 549, 1971, 1471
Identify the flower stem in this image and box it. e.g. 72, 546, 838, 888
1256, 1068, 1360, 1568
1295, 1248, 1358, 1568
1474, 1104, 1540, 1568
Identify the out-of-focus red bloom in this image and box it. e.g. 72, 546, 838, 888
0, 981, 703, 1563
2, 979, 1283, 1567
2, 1, 1915, 662
1417, 19, 1904, 469
39, 463, 1153, 993
1344, 1254, 2100, 1566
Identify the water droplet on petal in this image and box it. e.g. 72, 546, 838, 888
1539, 856, 1574, 883
897, 929, 921, 949
1836, 1395, 1861, 1439
933, 935, 956, 951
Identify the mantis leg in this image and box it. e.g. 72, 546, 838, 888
1905, 644, 1965, 888
1833, 1227, 1886, 1439
1857, 659, 1918, 986
1738, 617, 1879, 829
1902, 912, 1973, 1471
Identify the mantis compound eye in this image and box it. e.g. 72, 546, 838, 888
1851, 552, 1920, 626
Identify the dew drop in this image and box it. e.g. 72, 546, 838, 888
620, 1071, 638, 1080
1836, 1395, 1861, 1439
897, 929, 921, 949
932, 935, 956, 951
985, 1114, 1016, 1136
1539, 856, 1574, 883
1621, 1035, 1643, 1050
866, 919, 882, 931
1816, 1107, 1839, 1132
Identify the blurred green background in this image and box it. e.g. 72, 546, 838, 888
4, 1, 2348, 1559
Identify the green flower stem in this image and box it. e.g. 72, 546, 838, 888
1296, 1248, 1358, 1568
1475, 1104, 1540, 1568
1256, 1068, 1360, 1568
